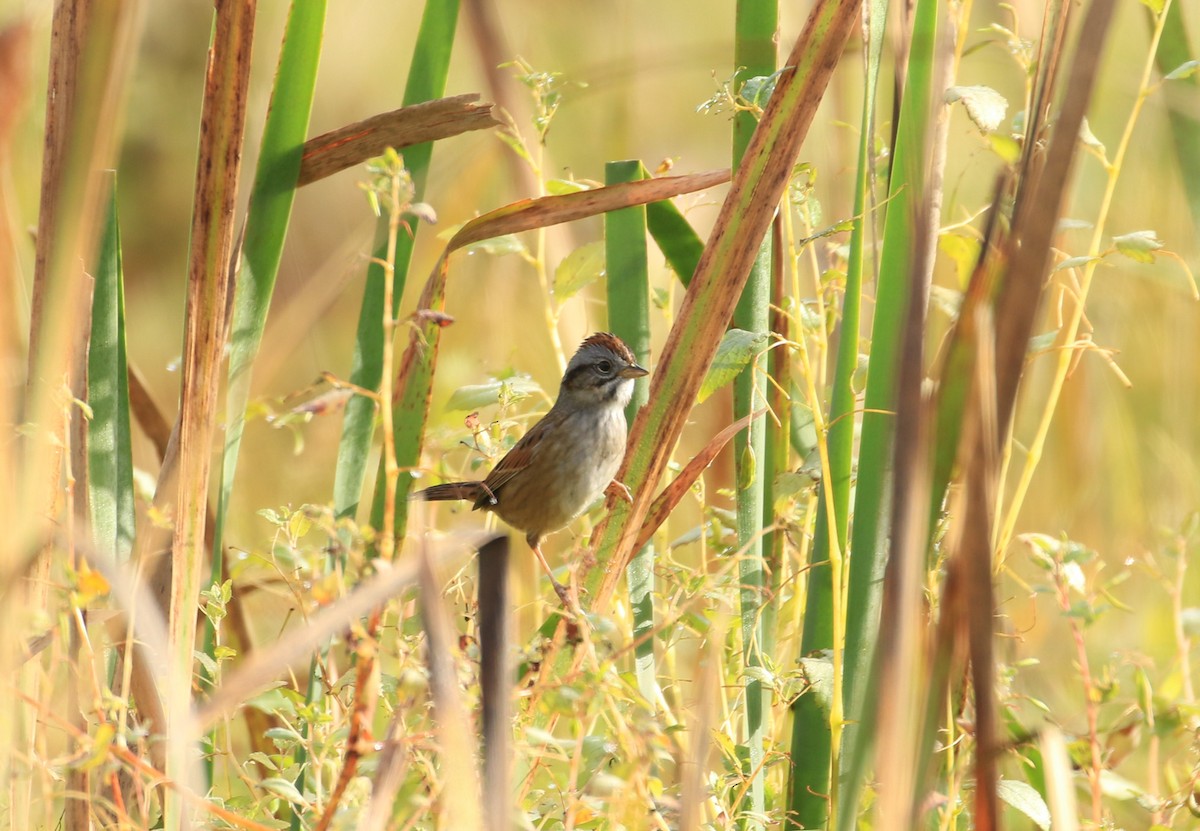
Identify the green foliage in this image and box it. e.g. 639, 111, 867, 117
10, 0, 1200, 830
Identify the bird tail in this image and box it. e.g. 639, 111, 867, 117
413, 481, 486, 503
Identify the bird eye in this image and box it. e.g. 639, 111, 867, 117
596, 359, 613, 374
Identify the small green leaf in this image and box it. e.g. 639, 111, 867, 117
1057, 217, 1094, 231
445, 375, 544, 411
929, 285, 964, 318
1028, 328, 1061, 353
1055, 254, 1102, 272
1113, 230, 1163, 264
553, 240, 606, 300
946, 85, 1008, 132
524, 726, 570, 749
798, 653, 835, 712
245, 684, 294, 717
465, 234, 527, 257
988, 133, 1021, 163
737, 444, 756, 491
740, 69, 786, 109
789, 398, 818, 455
1181, 607, 1200, 638
797, 219, 854, 248
246, 751, 279, 772
773, 471, 815, 502
1138, 0, 1164, 14
1165, 60, 1199, 81
1079, 118, 1106, 156
260, 777, 306, 805
1061, 540, 1096, 565
265, 727, 304, 747
698, 329, 768, 403
545, 178, 590, 195
193, 650, 217, 676
1098, 769, 1146, 801
743, 665, 777, 685
496, 128, 533, 165
938, 232, 981, 287
996, 779, 1051, 831
288, 510, 312, 540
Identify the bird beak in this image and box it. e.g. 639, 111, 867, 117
620, 363, 650, 379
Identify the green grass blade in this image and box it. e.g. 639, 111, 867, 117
732, 2, 777, 825
202, 0, 325, 798
585, 0, 859, 620
87, 178, 135, 564
645, 186, 705, 287
17, 0, 141, 575
789, 0, 887, 824
839, 0, 939, 821
334, 0, 461, 524
1155, 0, 1200, 225
211, 0, 326, 606
606, 161, 652, 419
309, 5, 460, 828
605, 159, 655, 705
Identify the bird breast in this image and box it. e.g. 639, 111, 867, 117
491, 402, 628, 538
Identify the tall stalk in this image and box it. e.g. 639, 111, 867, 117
732, 3, 777, 824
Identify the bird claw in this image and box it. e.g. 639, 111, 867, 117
606, 480, 634, 505
551, 578, 573, 609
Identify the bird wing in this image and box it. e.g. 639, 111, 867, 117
481, 410, 557, 502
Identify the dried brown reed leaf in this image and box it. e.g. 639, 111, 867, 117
446, 169, 730, 251
927, 1, 1117, 826
171, 0, 255, 648
873, 201, 935, 831
0, 21, 31, 387
298, 94, 499, 186
590, 0, 862, 613
960, 304, 1000, 831
995, 0, 1117, 428
165, 4, 256, 821
15, 0, 142, 591
630, 409, 764, 554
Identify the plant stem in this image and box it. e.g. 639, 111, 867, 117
995, 0, 1173, 554
379, 163, 402, 564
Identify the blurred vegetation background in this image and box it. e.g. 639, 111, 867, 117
3, 0, 1200, 827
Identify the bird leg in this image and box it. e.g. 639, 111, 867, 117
605, 479, 634, 505
528, 535, 572, 608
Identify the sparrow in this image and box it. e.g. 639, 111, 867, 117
416, 332, 648, 605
